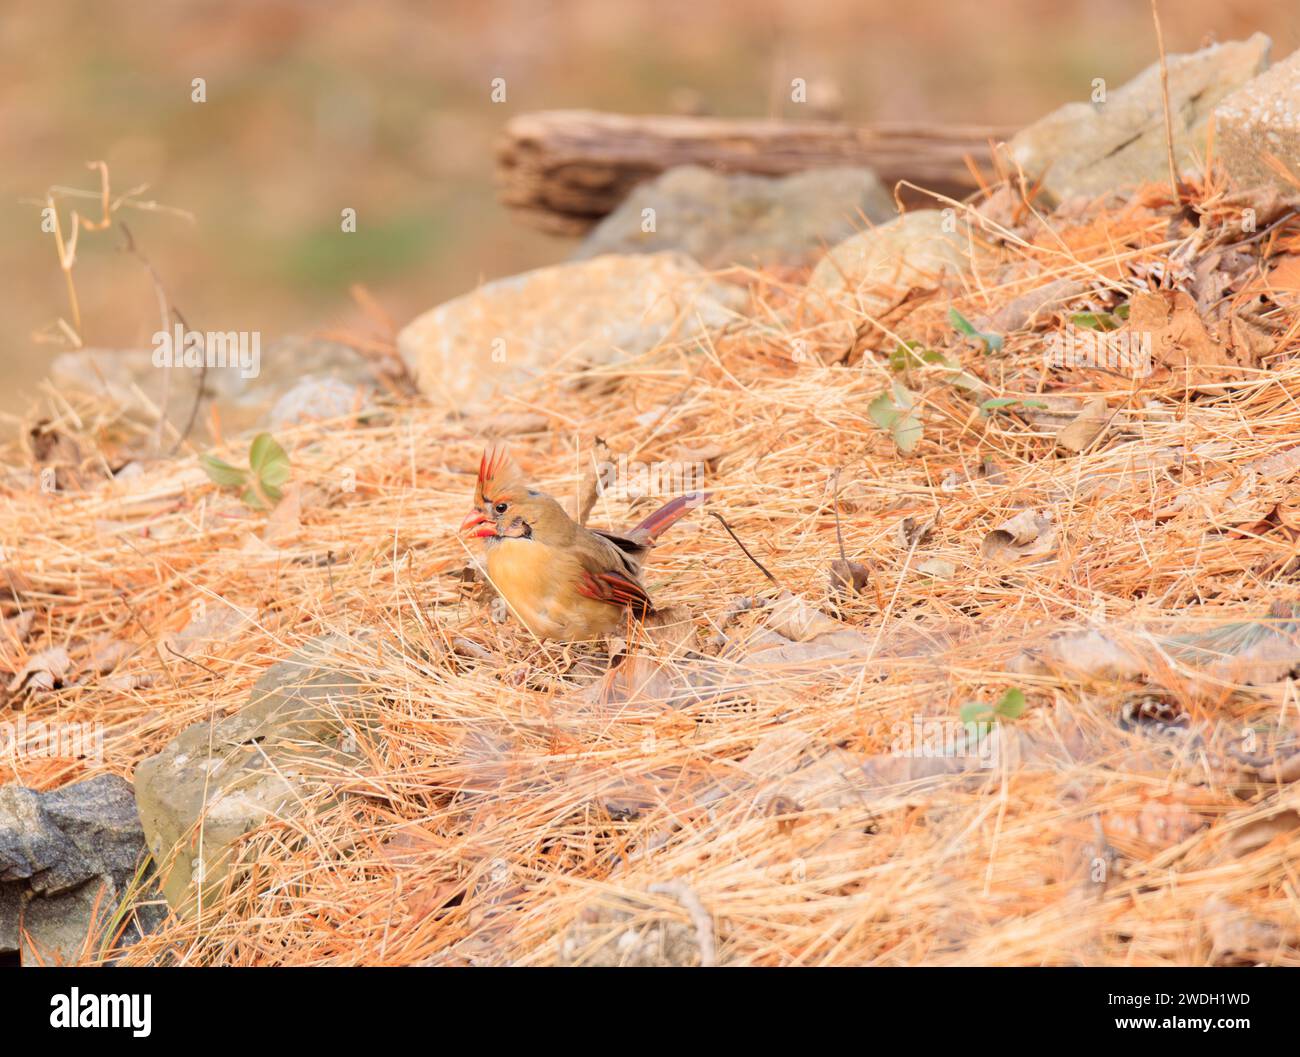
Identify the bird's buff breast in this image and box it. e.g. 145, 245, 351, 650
485, 538, 621, 640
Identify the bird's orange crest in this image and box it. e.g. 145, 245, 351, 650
474, 446, 527, 506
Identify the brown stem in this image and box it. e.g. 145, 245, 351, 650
1150, 0, 1179, 203
709, 512, 780, 587
830, 468, 847, 561
168, 306, 207, 456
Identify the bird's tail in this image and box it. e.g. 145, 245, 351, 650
630, 492, 711, 543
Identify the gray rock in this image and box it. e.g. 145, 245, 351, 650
397, 252, 744, 406
269, 375, 361, 429
49, 335, 374, 440
41, 778, 147, 882
134, 635, 371, 911
1215, 46, 1300, 204
0, 785, 83, 890
0, 775, 148, 963
252, 335, 377, 419
557, 895, 710, 967
575, 165, 896, 268
808, 209, 976, 311
1006, 34, 1271, 203
794, 209, 980, 355
0, 882, 19, 953
50, 347, 222, 434
21, 879, 110, 963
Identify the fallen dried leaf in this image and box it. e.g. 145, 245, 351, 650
896, 514, 938, 549
765, 591, 845, 641
828, 558, 870, 596
917, 557, 956, 579
981, 509, 1057, 564
1124, 290, 1236, 382
1223, 809, 1300, 859
1055, 396, 1111, 454
7, 645, 71, 693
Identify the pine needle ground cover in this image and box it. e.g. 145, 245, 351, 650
5, 174, 1300, 965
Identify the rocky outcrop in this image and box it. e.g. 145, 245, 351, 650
51, 335, 375, 439
789, 209, 977, 353
808, 209, 975, 315
268, 375, 361, 429
0, 775, 153, 964
134, 636, 372, 912
557, 892, 714, 966
1006, 34, 1271, 202
1215, 46, 1300, 204
575, 165, 896, 268
397, 252, 744, 405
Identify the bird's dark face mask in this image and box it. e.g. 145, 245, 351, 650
492, 500, 533, 541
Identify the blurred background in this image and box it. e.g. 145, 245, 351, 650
2, 0, 1296, 414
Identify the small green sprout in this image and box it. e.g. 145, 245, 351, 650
949, 307, 1004, 353
199, 432, 291, 510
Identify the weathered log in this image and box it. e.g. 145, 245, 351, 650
496, 109, 1013, 235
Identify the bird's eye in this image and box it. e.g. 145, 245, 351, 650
493, 501, 508, 515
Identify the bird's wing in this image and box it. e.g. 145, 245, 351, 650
574, 568, 654, 618
588, 527, 649, 557
569, 531, 654, 616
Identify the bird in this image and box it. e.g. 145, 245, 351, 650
459, 448, 709, 641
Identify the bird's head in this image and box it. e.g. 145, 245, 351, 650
460, 448, 566, 544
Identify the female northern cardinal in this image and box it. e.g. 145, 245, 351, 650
460, 449, 708, 641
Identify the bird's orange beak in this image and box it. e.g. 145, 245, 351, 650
460, 509, 496, 538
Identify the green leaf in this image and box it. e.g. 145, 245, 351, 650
248, 433, 291, 490
241, 480, 284, 511
949, 307, 976, 336
960, 688, 1026, 728
979, 397, 1049, 413
1071, 311, 1120, 332
199, 453, 248, 488
995, 687, 1027, 719
892, 412, 923, 454
869, 384, 923, 453
949, 307, 1005, 353
889, 341, 928, 372
1114, 302, 1131, 320
868, 392, 901, 430
890, 380, 916, 410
